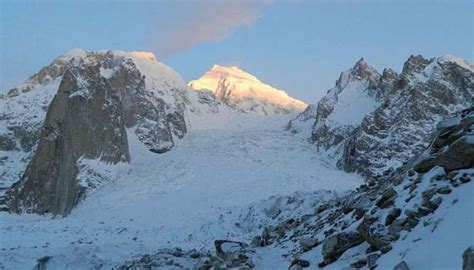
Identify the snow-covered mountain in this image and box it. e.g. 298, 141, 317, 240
0, 50, 472, 270
189, 65, 307, 115
289, 55, 473, 179
0, 49, 196, 215
0, 49, 309, 216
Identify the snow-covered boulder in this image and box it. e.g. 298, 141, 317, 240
413, 108, 474, 173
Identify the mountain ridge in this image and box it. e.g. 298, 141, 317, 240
288, 54, 473, 179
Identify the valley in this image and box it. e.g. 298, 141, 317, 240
0, 114, 363, 269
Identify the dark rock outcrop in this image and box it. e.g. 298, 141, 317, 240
414, 109, 474, 173
4, 65, 130, 215
463, 246, 474, 270
375, 188, 398, 209
321, 232, 364, 265
342, 55, 473, 179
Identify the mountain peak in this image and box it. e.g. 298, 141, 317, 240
351, 57, 379, 79
58, 49, 157, 63
437, 54, 473, 72
402, 54, 431, 74
59, 48, 88, 59
207, 65, 260, 83
210, 64, 241, 70
127, 51, 157, 62
189, 65, 307, 114
355, 57, 366, 65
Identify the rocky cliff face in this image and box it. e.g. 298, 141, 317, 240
0, 49, 91, 194
189, 65, 307, 115
1, 49, 190, 215
289, 55, 473, 179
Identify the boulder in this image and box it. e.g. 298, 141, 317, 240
299, 237, 318, 251
351, 257, 368, 268
376, 188, 398, 209
290, 258, 310, 268
34, 256, 52, 270
463, 246, 474, 270
214, 240, 248, 258
357, 217, 395, 250
394, 260, 409, 270
367, 252, 380, 269
189, 249, 201, 259
321, 232, 364, 264
385, 208, 401, 226
414, 115, 474, 173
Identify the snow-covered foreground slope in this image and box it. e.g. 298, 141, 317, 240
114, 108, 473, 270
0, 114, 363, 269
284, 170, 474, 270
375, 181, 473, 269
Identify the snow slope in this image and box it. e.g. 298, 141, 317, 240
0, 113, 363, 269
376, 179, 474, 270
241, 175, 474, 270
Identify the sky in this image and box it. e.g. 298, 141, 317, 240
1, 0, 473, 102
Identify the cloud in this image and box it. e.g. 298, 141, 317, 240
154, 1, 270, 57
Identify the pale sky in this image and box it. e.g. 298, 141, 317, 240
1, 0, 473, 102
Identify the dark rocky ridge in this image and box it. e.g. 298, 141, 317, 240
2, 51, 188, 215
289, 55, 473, 180
341, 55, 473, 180
0, 51, 103, 192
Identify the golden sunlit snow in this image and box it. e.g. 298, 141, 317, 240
189, 65, 307, 111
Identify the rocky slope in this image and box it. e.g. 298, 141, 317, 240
118, 107, 473, 269
0, 49, 191, 215
189, 65, 307, 115
288, 55, 473, 179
